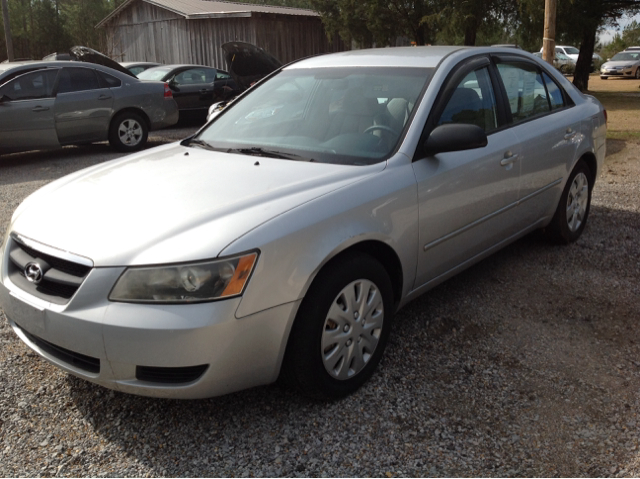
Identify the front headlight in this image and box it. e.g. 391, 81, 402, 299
109, 252, 258, 303
625, 64, 633, 69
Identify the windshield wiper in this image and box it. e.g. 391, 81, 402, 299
185, 138, 217, 151
226, 147, 314, 162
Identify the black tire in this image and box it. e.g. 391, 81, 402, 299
109, 112, 148, 152
635, 68, 640, 79
281, 252, 394, 400
547, 160, 593, 244
601, 76, 608, 80
559, 64, 567, 74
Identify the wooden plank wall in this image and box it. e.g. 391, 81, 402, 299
104, 1, 347, 67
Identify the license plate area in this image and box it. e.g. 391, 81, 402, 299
9, 291, 45, 334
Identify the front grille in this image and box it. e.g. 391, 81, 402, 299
136, 365, 208, 384
7, 237, 92, 305
18, 324, 100, 374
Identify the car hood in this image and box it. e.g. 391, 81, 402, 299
222, 42, 282, 91
69, 46, 137, 78
11, 143, 383, 267
602, 60, 636, 68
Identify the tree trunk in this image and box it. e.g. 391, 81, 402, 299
463, 18, 477, 46
414, 22, 426, 45
572, 26, 596, 92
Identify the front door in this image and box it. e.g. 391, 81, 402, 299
170, 67, 217, 112
413, 62, 523, 288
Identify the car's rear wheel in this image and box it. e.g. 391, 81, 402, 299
109, 112, 148, 152
281, 252, 394, 399
547, 160, 593, 244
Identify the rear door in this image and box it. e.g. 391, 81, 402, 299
54, 66, 114, 144
0, 69, 60, 153
492, 56, 581, 224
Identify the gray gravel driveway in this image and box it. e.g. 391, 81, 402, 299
0, 133, 639, 477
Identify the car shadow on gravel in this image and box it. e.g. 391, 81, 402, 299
60, 205, 640, 477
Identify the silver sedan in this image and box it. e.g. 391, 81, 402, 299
0, 46, 606, 400
600, 51, 640, 79
0, 61, 179, 154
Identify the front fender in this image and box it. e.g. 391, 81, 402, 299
222, 159, 419, 319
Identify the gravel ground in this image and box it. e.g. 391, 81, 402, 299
0, 131, 639, 477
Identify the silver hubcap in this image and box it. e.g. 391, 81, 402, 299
566, 172, 589, 232
321, 279, 384, 380
118, 119, 143, 146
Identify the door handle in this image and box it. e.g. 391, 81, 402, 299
199, 89, 211, 94
564, 128, 576, 140
98, 95, 112, 101
31, 106, 50, 112
500, 151, 518, 166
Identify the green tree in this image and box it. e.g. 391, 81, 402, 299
311, 0, 438, 47
600, 20, 640, 59
516, 0, 640, 90
434, 0, 515, 46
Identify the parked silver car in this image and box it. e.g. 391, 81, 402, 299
600, 51, 640, 79
0, 61, 179, 154
0, 46, 606, 400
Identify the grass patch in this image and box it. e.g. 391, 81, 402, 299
587, 89, 640, 136
606, 130, 640, 141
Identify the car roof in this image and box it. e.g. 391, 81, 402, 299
285, 46, 543, 70
0, 60, 138, 81
120, 62, 161, 67
287, 46, 468, 69
145, 64, 217, 70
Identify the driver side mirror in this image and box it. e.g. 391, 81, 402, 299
424, 123, 488, 156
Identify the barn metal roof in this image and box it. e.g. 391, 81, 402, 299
97, 0, 319, 27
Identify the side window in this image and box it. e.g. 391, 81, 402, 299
0, 69, 58, 101
496, 62, 550, 123
437, 66, 498, 133
542, 72, 565, 110
174, 68, 207, 85
57, 68, 100, 94
216, 71, 231, 80
97, 71, 122, 88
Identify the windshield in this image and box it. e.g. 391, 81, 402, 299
137, 67, 172, 81
611, 52, 639, 61
564, 47, 580, 55
196, 66, 431, 165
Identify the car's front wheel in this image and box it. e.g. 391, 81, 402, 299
281, 252, 394, 399
109, 112, 148, 152
547, 160, 593, 244
635, 68, 640, 79
600, 76, 608, 80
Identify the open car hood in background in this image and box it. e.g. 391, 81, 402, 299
69, 46, 137, 78
222, 42, 282, 91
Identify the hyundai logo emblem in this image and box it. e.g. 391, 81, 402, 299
24, 262, 44, 284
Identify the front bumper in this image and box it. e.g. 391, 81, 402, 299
0, 239, 299, 399
600, 68, 632, 76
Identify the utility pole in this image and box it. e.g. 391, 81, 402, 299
542, 0, 556, 65
1, 0, 14, 61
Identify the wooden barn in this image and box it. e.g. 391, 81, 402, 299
96, 0, 348, 69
